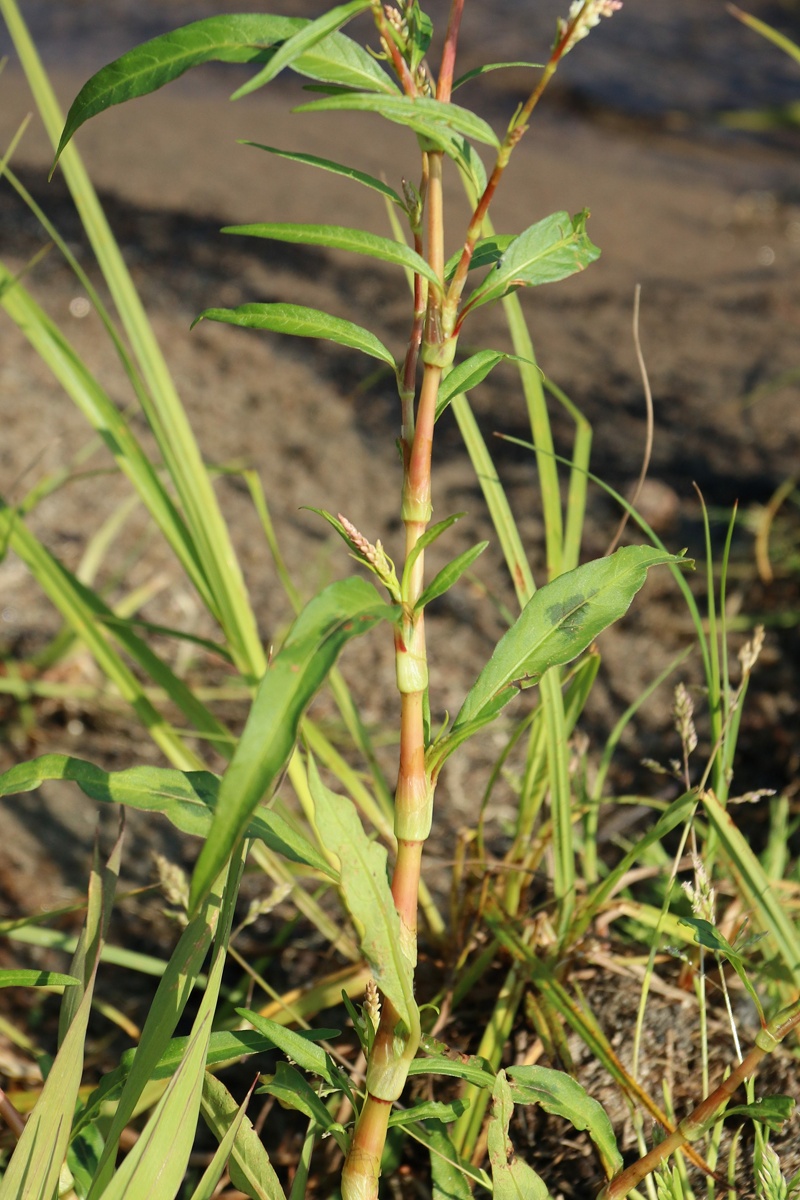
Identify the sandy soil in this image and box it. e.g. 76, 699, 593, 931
0, 17, 798, 1192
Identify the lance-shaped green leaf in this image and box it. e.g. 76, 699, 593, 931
507, 1065, 623, 1179
453, 61, 543, 90
0, 832, 122, 1200
679, 916, 764, 1023
192, 302, 396, 369
402, 512, 466, 594
296, 92, 499, 150
189, 578, 394, 911
407, 1052, 496, 1091
224, 222, 441, 288
290, 28, 398, 94
464, 211, 600, 313
487, 1072, 549, 1200
240, 143, 403, 206
435, 350, 521, 421
54, 15, 305, 163
309, 757, 417, 1037
201, 1074, 286, 1200
0, 970, 79, 989
388, 1099, 468, 1128
237, 1010, 346, 1090
724, 1097, 795, 1134
434, 547, 684, 763
231, 0, 374, 98
416, 542, 489, 611
0, 755, 334, 880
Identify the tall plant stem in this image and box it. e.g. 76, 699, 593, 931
342, 150, 447, 1200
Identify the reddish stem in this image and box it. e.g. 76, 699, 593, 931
436, 0, 465, 102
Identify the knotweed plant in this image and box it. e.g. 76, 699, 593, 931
0, 2, 798, 1198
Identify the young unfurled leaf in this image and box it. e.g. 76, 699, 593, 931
309, 758, 418, 1038
464, 211, 600, 313
240, 143, 404, 207
295, 92, 499, 151
0, 755, 335, 880
415, 542, 489, 611
189, 578, 394, 912
223, 222, 441, 288
192, 302, 397, 369
231, 1, 374, 97
507, 1065, 623, 1179
431, 547, 684, 767
55, 15, 305, 164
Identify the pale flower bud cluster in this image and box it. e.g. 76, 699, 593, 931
556, 0, 622, 54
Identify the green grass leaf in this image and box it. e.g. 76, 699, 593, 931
190, 578, 394, 911
447, 546, 684, 746
223, 222, 441, 288
240, 143, 403, 206
54, 15, 304, 162
0, 756, 335, 879
309, 757, 417, 1037
295, 92, 499, 150
0, 832, 122, 1200
465, 210, 600, 312
231, 0, 374, 98
507, 1065, 623, 1179
201, 1074, 286, 1200
0, 969, 78, 988
193, 302, 397, 369
188, 1081, 254, 1200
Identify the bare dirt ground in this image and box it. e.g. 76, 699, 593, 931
0, 4, 799, 1193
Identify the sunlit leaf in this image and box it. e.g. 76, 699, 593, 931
465, 211, 600, 312
223, 222, 441, 287
0, 970, 79, 988
434, 547, 684, 763
0, 756, 335, 880
258, 1062, 348, 1149
435, 349, 521, 420
240, 143, 403, 205
55, 15, 304, 163
508, 1064, 623, 1178
309, 758, 417, 1034
231, 0, 374, 97
444, 234, 516, 280
416, 542, 489, 611
201, 1074, 286, 1200
237, 1010, 345, 1089
487, 1072, 549, 1200
190, 578, 394, 911
296, 92, 499, 150
192, 302, 396, 369
452, 61, 543, 90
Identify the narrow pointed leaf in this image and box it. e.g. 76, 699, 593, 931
240, 143, 403, 205
435, 350, 519, 421
451, 546, 684, 738
309, 757, 417, 1034
237, 1009, 343, 1088
189, 1081, 254, 1200
224, 222, 441, 288
193, 303, 396, 368
388, 1099, 468, 1127
201, 1074, 286, 1200
55, 16, 305, 162
403, 512, 466, 585
259, 1062, 347, 1146
190, 578, 394, 911
231, 1, 373, 97
0, 970, 79, 988
466, 211, 600, 312
407, 1053, 496, 1090
507, 1065, 623, 1179
0, 833, 121, 1200
296, 93, 499, 149
416, 542, 489, 611
427, 1122, 475, 1200
453, 61, 543, 90
0, 755, 335, 879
